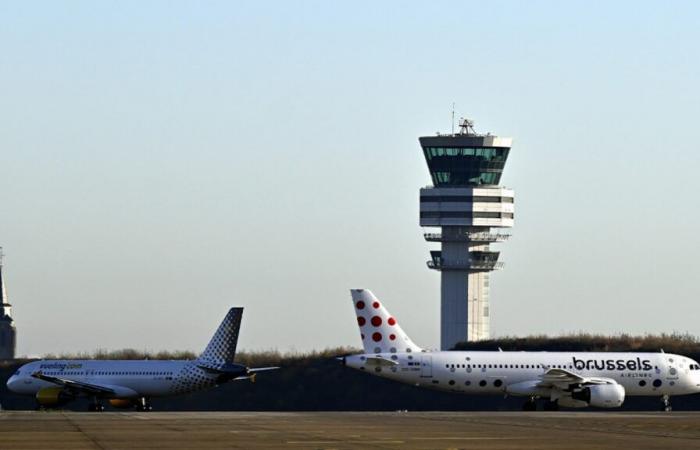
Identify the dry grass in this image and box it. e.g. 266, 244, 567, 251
34, 346, 360, 365
23, 334, 700, 362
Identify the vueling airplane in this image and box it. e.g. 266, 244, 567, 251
6, 308, 277, 411
342, 289, 700, 411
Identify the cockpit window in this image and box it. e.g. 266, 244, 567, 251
13, 370, 20, 376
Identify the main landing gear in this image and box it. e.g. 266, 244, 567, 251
661, 395, 672, 412
522, 398, 559, 411
522, 397, 537, 411
543, 399, 559, 411
88, 399, 105, 412
136, 397, 153, 412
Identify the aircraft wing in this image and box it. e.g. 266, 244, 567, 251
31, 371, 116, 395
197, 362, 280, 382
537, 368, 615, 389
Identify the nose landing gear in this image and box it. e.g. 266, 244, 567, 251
88, 398, 104, 412
136, 397, 152, 412
661, 394, 672, 412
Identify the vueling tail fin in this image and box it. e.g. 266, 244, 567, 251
350, 289, 422, 354
197, 307, 243, 368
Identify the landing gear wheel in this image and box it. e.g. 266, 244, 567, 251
136, 397, 153, 412
661, 395, 672, 412
522, 398, 537, 411
543, 400, 559, 411
88, 403, 104, 412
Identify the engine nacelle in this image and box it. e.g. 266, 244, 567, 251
109, 399, 135, 409
35, 387, 74, 407
571, 383, 625, 408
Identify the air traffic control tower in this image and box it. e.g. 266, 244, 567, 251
419, 118, 514, 350
0, 248, 16, 359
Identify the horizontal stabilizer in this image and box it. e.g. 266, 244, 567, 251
363, 356, 399, 367
196, 362, 247, 375
247, 367, 280, 373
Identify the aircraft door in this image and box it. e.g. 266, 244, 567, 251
420, 355, 432, 378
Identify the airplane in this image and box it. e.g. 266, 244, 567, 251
341, 289, 700, 411
6, 307, 278, 411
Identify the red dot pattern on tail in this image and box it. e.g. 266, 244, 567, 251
351, 289, 422, 354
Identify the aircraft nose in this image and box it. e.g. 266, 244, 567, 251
6, 375, 18, 392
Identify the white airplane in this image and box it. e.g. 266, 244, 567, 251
6, 308, 277, 411
342, 289, 700, 411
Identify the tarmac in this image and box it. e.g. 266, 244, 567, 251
0, 411, 699, 449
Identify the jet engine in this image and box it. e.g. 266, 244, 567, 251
570, 383, 625, 408
109, 399, 135, 409
35, 387, 74, 407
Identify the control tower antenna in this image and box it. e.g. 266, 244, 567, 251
459, 117, 477, 136
451, 103, 456, 135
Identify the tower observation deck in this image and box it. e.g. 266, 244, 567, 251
419, 118, 514, 350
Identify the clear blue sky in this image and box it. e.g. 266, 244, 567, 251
2, 1, 699, 355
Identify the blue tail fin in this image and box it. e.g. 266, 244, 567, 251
197, 308, 243, 368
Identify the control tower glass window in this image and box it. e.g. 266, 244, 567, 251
422, 147, 510, 186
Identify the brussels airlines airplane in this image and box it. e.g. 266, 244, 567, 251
6, 308, 277, 411
342, 289, 700, 411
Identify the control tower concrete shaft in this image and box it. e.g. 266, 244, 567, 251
0, 247, 16, 360
419, 119, 514, 350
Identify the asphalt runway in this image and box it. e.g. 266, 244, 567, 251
0, 411, 699, 449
